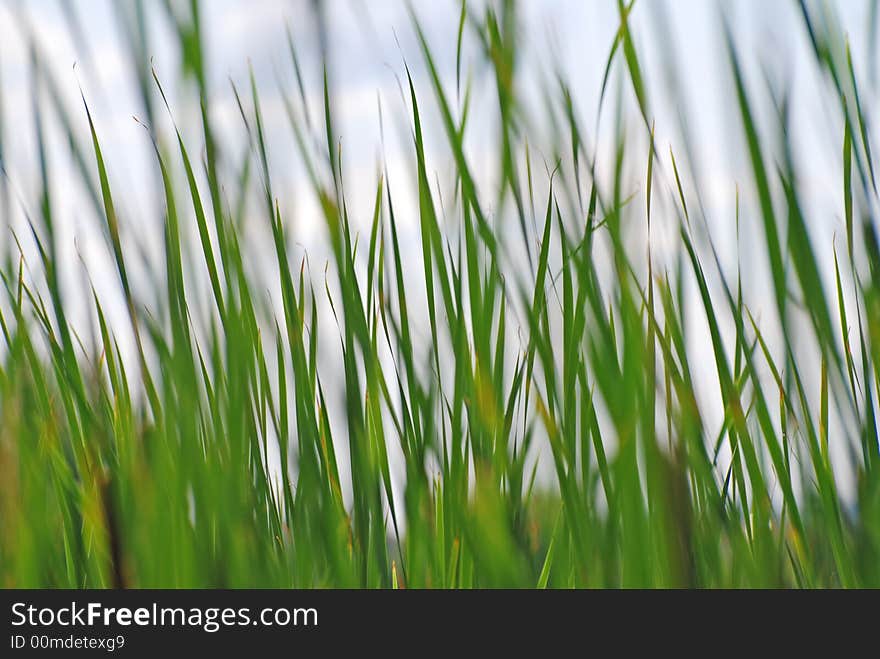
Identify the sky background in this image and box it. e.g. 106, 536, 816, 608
0, 0, 877, 503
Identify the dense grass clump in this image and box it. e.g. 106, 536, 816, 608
1, 0, 879, 587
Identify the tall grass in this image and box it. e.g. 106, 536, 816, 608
0, 0, 878, 587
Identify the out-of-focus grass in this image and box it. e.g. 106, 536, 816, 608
0, 0, 878, 587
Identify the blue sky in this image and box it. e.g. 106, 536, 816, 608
0, 0, 876, 502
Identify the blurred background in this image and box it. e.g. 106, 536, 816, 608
1, 0, 877, 505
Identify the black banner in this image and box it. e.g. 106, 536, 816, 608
0, 589, 866, 653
